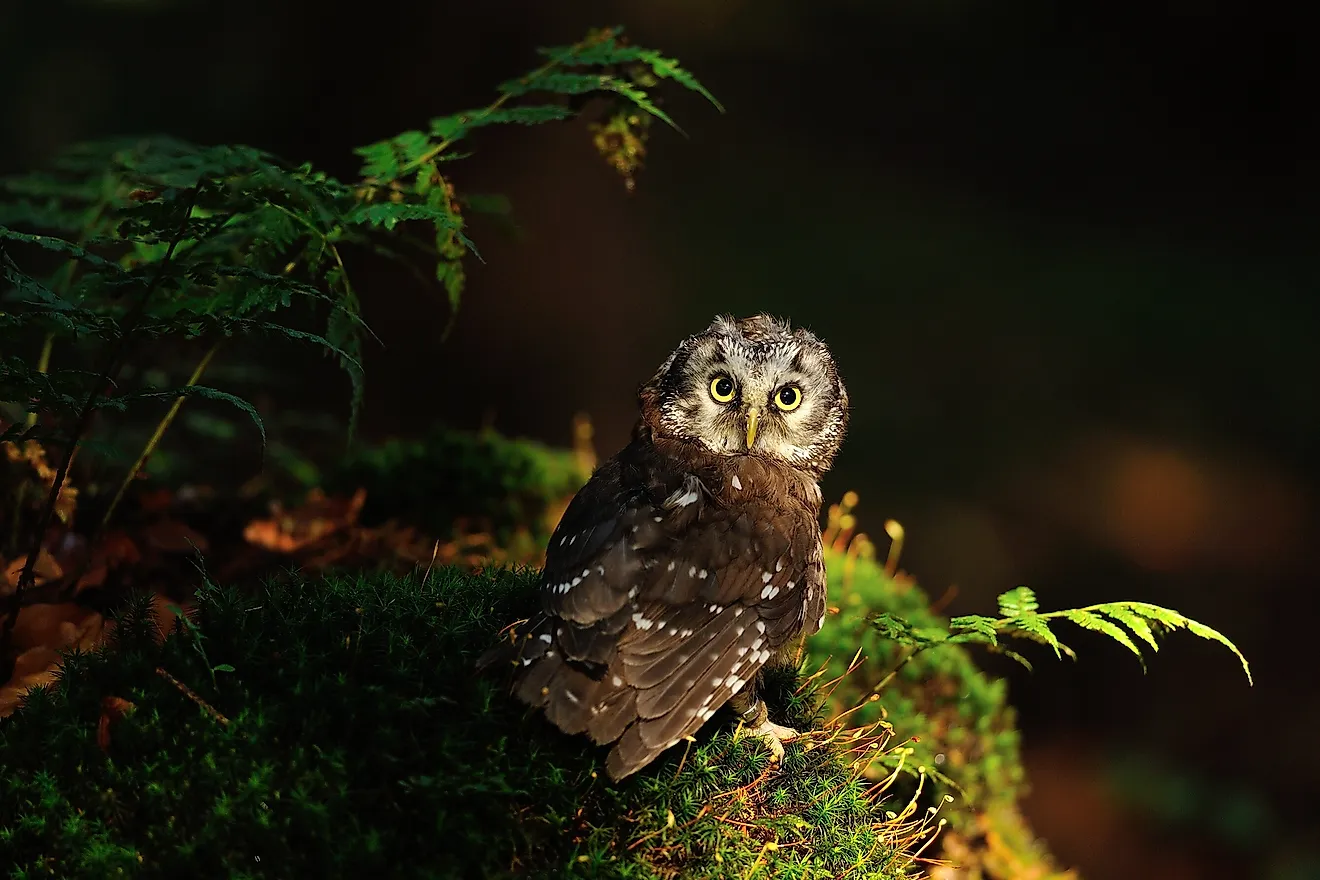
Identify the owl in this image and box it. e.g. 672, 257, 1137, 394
478, 314, 849, 780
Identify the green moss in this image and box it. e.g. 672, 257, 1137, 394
0, 567, 923, 879
806, 546, 1073, 878
809, 546, 1024, 816
330, 424, 590, 545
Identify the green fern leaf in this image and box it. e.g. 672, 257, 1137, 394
429, 105, 576, 144
111, 385, 265, 448
499, 72, 613, 99
634, 48, 725, 112
866, 612, 945, 649
1097, 605, 1161, 653
1059, 609, 1144, 664
997, 586, 1038, 617
948, 614, 999, 646
1184, 620, 1253, 684
984, 645, 1035, 672
0, 227, 121, 271
1006, 613, 1064, 659
345, 202, 459, 232
602, 79, 681, 133
354, 132, 437, 182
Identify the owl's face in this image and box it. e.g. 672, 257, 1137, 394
639, 314, 849, 475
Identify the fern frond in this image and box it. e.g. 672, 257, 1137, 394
996, 586, 1038, 617
883, 586, 1251, 686
1006, 614, 1065, 659
345, 202, 460, 233
947, 614, 999, 647
1059, 609, 1143, 665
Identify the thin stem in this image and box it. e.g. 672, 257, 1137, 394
871, 647, 918, 695
22, 333, 55, 430
98, 340, 222, 533
1, 188, 198, 662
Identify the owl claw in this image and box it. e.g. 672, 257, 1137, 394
746, 719, 800, 763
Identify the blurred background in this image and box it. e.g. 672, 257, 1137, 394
2, 1, 1315, 877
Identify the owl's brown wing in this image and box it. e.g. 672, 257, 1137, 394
480, 444, 825, 780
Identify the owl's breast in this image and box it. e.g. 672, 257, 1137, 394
701, 453, 823, 519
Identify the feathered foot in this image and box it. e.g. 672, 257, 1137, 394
730, 692, 799, 763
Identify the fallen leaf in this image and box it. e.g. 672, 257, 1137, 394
97, 696, 138, 751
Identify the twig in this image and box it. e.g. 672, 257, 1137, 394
155, 666, 230, 726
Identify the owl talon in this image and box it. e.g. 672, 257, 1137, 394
747, 719, 800, 763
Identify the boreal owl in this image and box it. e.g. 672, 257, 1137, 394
478, 314, 849, 780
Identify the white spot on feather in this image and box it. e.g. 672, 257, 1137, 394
597, 566, 606, 576
571, 576, 582, 587
631, 612, 655, 630
734, 607, 744, 617
711, 676, 723, 687
521, 657, 533, 666
689, 566, 697, 578
775, 557, 784, 572
564, 691, 581, 705
673, 490, 700, 507
698, 707, 716, 721
709, 604, 722, 614
668, 561, 676, 572
787, 580, 796, 591
761, 572, 773, 584
724, 674, 741, 689
730, 679, 745, 694
612, 675, 623, 686
735, 626, 745, 636
698, 569, 708, 579
538, 634, 552, 643
755, 621, 766, 633
731, 475, 743, 491
654, 516, 663, 522
737, 647, 748, 657
581, 569, 590, 578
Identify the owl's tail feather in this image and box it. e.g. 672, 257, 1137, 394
475, 613, 554, 673
605, 724, 667, 781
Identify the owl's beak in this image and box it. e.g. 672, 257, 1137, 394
744, 406, 761, 449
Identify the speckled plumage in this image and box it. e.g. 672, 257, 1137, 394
478, 314, 849, 779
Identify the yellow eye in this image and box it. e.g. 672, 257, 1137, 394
710, 375, 737, 403
774, 384, 803, 412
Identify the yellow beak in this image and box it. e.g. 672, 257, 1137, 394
745, 407, 760, 450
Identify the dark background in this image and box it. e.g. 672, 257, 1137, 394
2, 1, 1316, 877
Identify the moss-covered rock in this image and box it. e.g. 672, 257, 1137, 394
0, 566, 930, 879
806, 506, 1075, 880
329, 423, 593, 550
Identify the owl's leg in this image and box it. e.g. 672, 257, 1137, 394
729, 689, 800, 763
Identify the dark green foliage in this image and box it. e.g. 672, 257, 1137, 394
0, 567, 918, 879
0, 23, 717, 587
328, 424, 592, 545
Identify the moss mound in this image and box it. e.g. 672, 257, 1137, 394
807, 540, 1075, 879
0, 566, 926, 879
330, 424, 592, 547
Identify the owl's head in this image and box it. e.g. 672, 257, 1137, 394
638, 314, 849, 475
